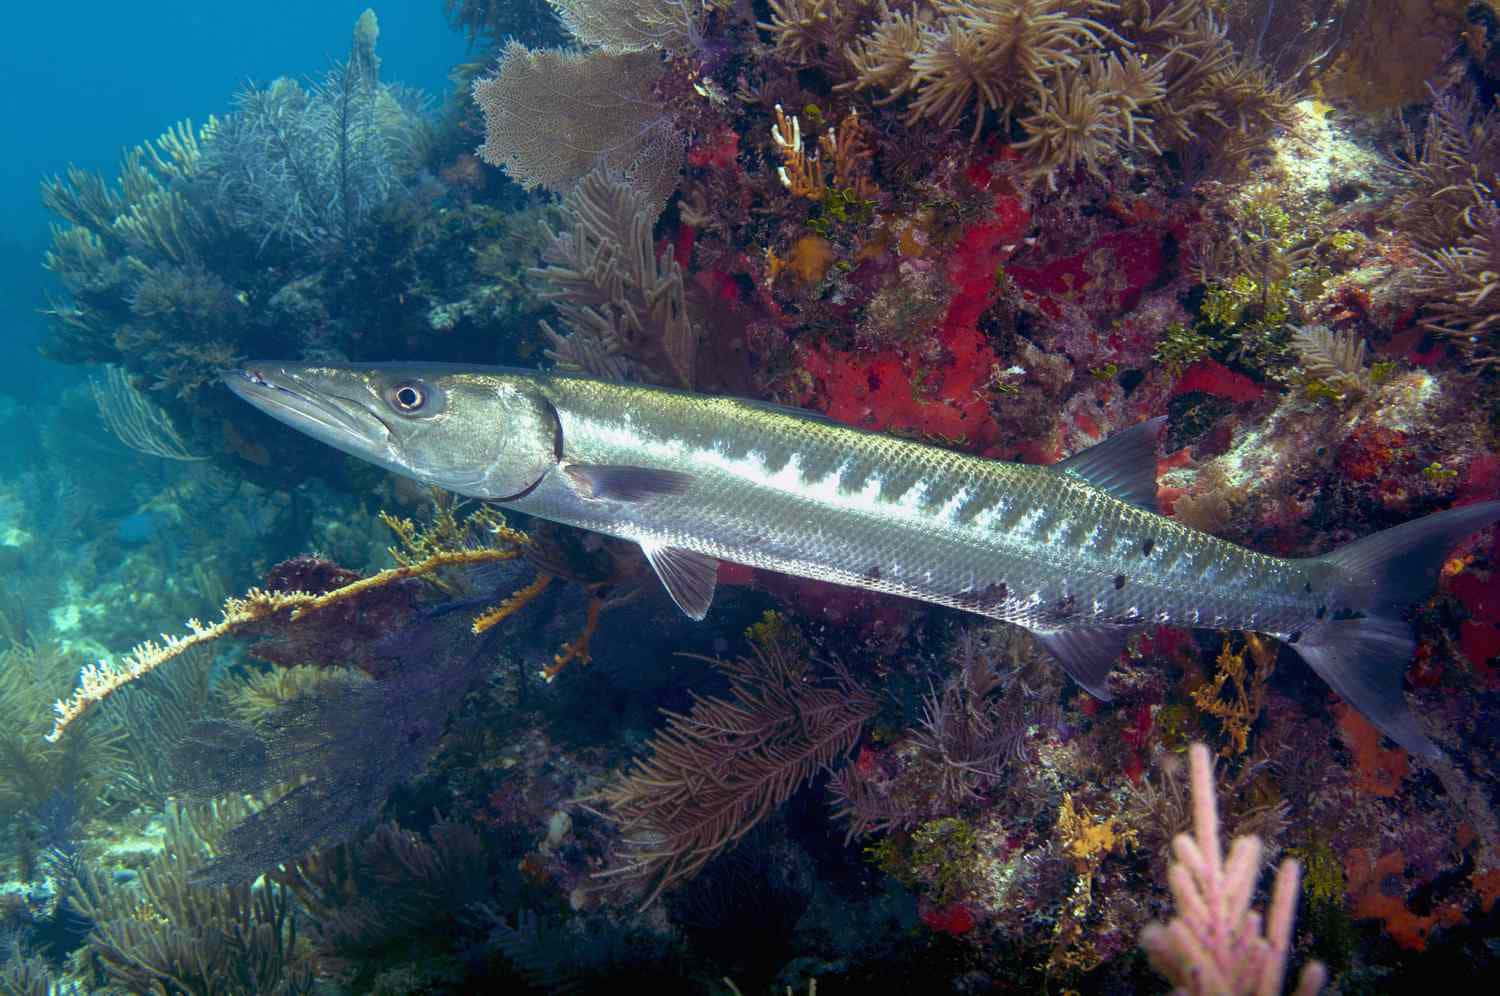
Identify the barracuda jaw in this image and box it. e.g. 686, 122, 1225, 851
224, 366, 392, 463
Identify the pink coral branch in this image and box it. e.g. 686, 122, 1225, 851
1140, 743, 1328, 996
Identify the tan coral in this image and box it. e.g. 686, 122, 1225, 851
1413, 184, 1500, 362
841, 1, 926, 93
846, 0, 1111, 141
1014, 59, 1125, 188
760, 0, 867, 66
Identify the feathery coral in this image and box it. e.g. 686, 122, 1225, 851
46, 541, 530, 743
591, 627, 877, 906
1290, 325, 1370, 396
848, 0, 1110, 141
534, 167, 698, 386
1413, 184, 1500, 362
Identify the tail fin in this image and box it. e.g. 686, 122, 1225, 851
1293, 500, 1500, 761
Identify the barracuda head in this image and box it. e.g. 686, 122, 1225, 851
224, 363, 559, 500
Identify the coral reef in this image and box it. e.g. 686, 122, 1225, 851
18, 0, 1500, 990
67, 798, 315, 994
39, 11, 554, 519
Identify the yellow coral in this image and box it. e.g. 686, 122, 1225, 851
1057, 792, 1136, 868
770, 104, 877, 202
46, 523, 533, 742
1190, 634, 1277, 756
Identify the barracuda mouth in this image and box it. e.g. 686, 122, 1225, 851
224, 366, 392, 457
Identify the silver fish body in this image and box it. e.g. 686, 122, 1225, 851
227, 363, 1500, 760
520, 376, 1318, 638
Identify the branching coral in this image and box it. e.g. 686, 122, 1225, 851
590, 623, 877, 906
40, 119, 221, 376
1140, 743, 1326, 996
274, 817, 488, 980
88, 365, 206, 461
1392, 87, 1500, 252
835, 0, 1295, 180
40, 11, 450, 405
847, 0, 1113, 141
1013, 55, 1149, 189
841, 0, 926, 92
1190, 634, 1277, 757
830, 624, 1059, 839
45, 519, 533, 741
761, 0, 872, 66
0, 638, 130, 878
1289, 324, 1370, 398
205, 11, 429, 255
68, 798, 315, 995
41, 118, 213, 267
1412, 183, 1500, 362
533, 167, 698, 387
770, 103, 877, 202
907, 632, 1032, 806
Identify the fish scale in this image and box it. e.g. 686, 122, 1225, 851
226, 362, 1500, 760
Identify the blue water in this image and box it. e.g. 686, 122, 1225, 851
0, 1, 466, 406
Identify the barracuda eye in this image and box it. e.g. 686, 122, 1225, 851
387, 382, 427, 413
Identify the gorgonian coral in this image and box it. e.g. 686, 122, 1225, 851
472, 43, 684, 215
845, 0, 1113, 140
1413, 184, 1500, 363
829, 0, 1296, 184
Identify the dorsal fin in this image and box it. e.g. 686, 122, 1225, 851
1053, 416, 1165, 512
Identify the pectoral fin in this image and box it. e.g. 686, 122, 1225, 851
564, 464, 695, 502
640, 541, 719, 620
1033, 626, 1130, 700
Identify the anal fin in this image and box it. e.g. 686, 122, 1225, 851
640, 541, 719, 620
1033, 626, 1130, 700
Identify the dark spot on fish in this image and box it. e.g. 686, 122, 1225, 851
1304, 581, 1313, 593
1046, 593, 1078, 623
1288, 631, 1302, 644
1141, 538, 1154, 556
863, 564, 882, 582
1315, 604, 1327, 619
955, 581, 1008, 611
1113, 573, 1127, 589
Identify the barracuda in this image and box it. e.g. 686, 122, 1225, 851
226, 363, 1500, 760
